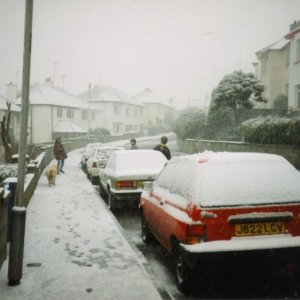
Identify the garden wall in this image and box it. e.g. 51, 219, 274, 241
177, 137, 300, 169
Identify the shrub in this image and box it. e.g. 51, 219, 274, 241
241, 116, 300, 146
0, 163, 18, 186
173, 107, 206, 139
204, 107, 242, 141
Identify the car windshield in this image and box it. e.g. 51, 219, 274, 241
95, 148, 118, 160
198, 160, 300, 207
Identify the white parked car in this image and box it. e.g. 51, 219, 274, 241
99, 149, 168, 211
86, 146, 124, 185
80, 143, 103, 172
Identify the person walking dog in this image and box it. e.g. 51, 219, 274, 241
53, 137, 67, 174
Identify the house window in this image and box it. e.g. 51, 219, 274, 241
91, 111, 95, 120
133, 108, 138, 118
125, 124, 132, 132
296, 40, 300, 61
126, 107, 130, 117
81, 110, 88, 120
57, 108, 63, 118
113, 123, 122, 133
140, 108, 143, 117
67, 109, 74, 119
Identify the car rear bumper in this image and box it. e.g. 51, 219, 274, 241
180, 235, 300, 270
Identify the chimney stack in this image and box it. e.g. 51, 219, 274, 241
5, 81, 17, 103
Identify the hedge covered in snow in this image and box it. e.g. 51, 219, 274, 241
241, 116, 300, 146
0, 164, 18, 186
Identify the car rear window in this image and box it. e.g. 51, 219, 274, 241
116, 152, 166, 171
198, 160, 300, 207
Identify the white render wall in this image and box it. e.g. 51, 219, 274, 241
288, 31, 300, 109
31, 106, 52, 144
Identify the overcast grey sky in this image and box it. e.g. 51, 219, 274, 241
1, 0, 300, 108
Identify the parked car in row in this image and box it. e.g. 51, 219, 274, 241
80, 143, 103, 172
139, 152, 300, 292
99, 149, 167, 211
86, 146, 124, 185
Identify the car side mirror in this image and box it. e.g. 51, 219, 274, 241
143, 181, 153, 191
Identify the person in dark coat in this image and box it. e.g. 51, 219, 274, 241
53, 137, 67, 173
130, 138, 138, 149
153, 136, 171, 160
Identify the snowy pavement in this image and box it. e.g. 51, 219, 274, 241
0, 148, 164, 300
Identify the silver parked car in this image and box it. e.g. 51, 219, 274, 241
99, 149, 167, 211
86, 146, 124, 185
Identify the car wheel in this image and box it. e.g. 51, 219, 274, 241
175, 247, 191, 293
141, 211, 152, 244
99, 182, 106, 198
108, 191, 117, 212
91, 176, 99, 185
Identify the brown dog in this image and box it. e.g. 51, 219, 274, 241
44, 165, 58, 186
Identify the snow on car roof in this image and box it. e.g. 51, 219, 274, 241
113, 149, 167, 175
171, 152, 300, 208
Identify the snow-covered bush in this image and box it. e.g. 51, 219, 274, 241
173, 107, 206, 139
0, 163, 18, 186
204, 107, 242, 141
241, 116, 300, 145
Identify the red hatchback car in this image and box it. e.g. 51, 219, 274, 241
139, 152, 300, 291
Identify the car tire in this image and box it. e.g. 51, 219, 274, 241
108, 191, 117, 212
175, 247, 191, 293
141, 212, 152, 244
91, 176, 99, 185
99, 182, 106, 198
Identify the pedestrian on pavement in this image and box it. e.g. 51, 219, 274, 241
130, 138, 138, 150
153, 136, 171, 160
53, 137, 67, 174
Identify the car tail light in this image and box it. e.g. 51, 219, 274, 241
186, 223, 206, 245
115, 180, 135, 189
92, 162, 97, 168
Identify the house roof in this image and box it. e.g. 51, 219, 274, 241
53, 120, 87, 133
79, 84, 144, 107
131, 88, 173, 108
16, 83, 101, 111
0, 95, 21, 112
256, 38, 289, 58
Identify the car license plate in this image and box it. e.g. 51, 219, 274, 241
235, 222, 285, 236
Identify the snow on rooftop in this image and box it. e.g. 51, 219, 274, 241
0, 94, 21, 111
80, 84, 143, 107
131, 88, 173, 107
256, 38, 289, 57
15, 83, 92, 109
53, 120, 87, 133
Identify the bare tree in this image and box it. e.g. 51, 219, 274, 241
0, 102, 18, 163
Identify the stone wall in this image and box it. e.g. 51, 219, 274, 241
177, 138, 300, 169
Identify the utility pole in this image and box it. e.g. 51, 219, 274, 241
8, 0, 33, 286
52, 61, 59, 87
88, 83, 91, 140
